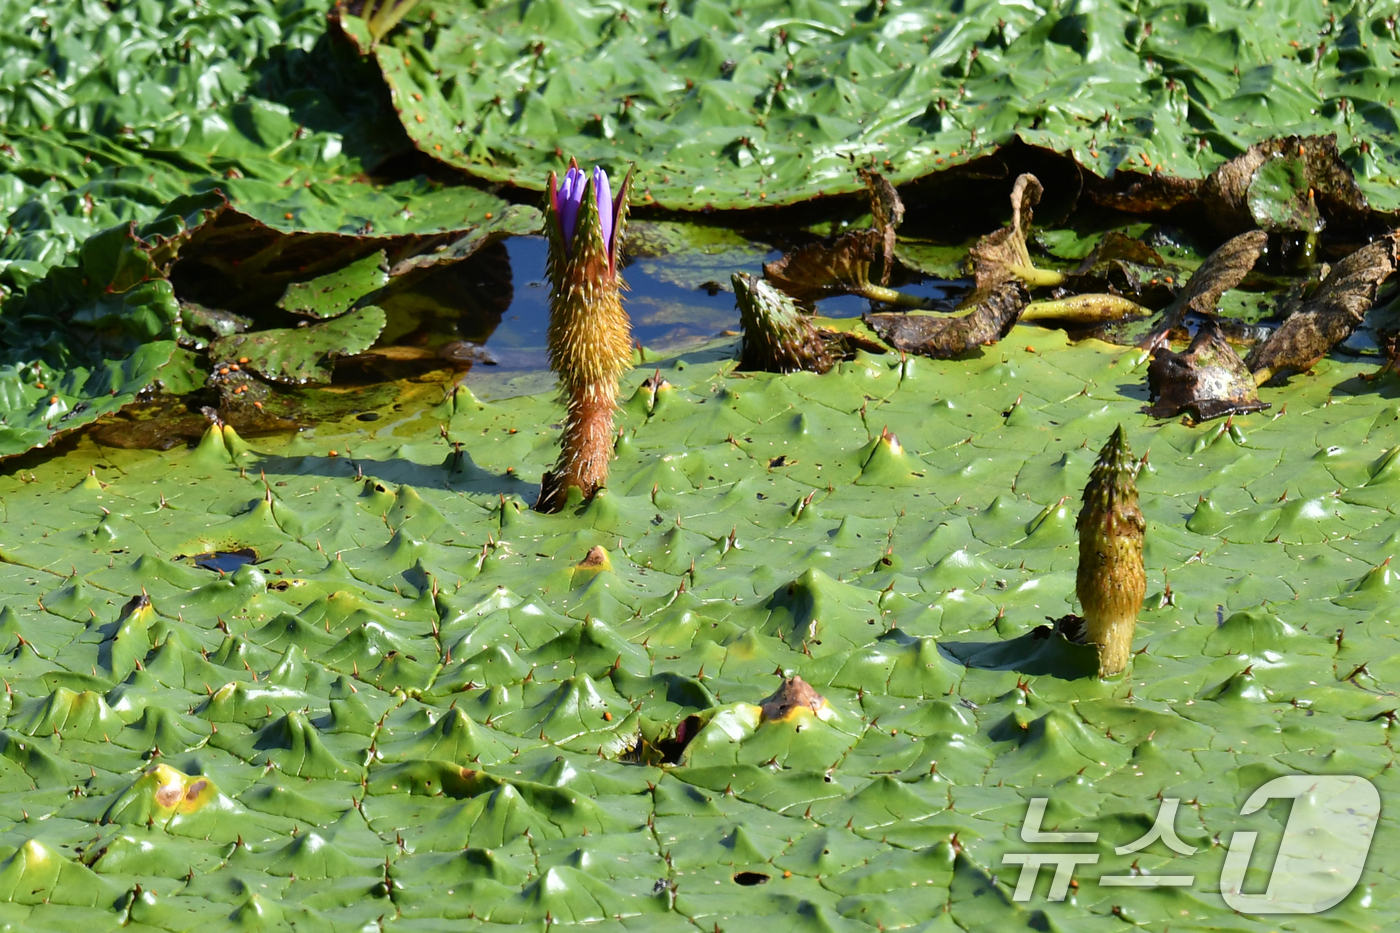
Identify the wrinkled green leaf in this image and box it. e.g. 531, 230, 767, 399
280, 251, 390, 320
211, 305, 388, 384
347, 2, 1400, 211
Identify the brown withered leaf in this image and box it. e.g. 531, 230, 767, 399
763, 170, 905, 304
866, 281, 1027, 359
1086, 171, 1201, 214
1136, 229, 1268, 349
763, 228, 885, 303
1246, 234, 1400, 381
1060, 231, 1174, 305
1201, 135, 1369, 235
1073, 231, 1167, 276
1143, 317, 1269, 421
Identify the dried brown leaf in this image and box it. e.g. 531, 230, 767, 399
762, 171, 907, 304
861, 167, 904, 285
1137, 229, 1267, 349
1202, 135, 1369, 235
865, 282, 1027, 359
1246, 234, 1400, 381
1143, 317, 1269, 421
763, 229, 884, 303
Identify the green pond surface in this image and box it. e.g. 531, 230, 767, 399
5, 0, 1400, 929
0, 304, 1398, 930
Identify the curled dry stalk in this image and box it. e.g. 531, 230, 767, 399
965, 174, 1064, 294
1075, 426, 1145, 678
864, 173, 1054, 358
535, 162, 633, 514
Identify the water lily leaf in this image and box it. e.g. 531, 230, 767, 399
386, 204, 544, 277
1202, 135, 1370, 236
340, 4, 1400, 213
280, 251, 389, 320
210, 305, 388, 385
1143, 317, 1268, 421
1247, 235, 1400, 382
1247, 157, 1322, 234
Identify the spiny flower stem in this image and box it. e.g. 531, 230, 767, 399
535, 162, 633, 513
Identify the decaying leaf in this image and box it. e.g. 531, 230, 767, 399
866, 282, 1027, 359
1136, 230, 1268, 349
864, 168, 904, 277
1201, 135, 1369, 236
1246, 235, 1400, 383
762, 171, 918, 306
964, 173, 1064, 303
1143, 317, 1268, 421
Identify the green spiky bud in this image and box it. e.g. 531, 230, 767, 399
1075, 425, 1145, 676
733, 273, 835, 374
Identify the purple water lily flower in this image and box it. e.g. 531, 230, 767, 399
551, 164, 617, 261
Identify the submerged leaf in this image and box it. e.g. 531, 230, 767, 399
1143, 317, 1268, 421
1247, 235, 1400, 383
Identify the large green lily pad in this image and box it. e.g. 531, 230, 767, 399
344, 0, 1400, 210
0, 324, 1395, 928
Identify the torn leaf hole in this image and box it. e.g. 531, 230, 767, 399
184, 548, 258, 573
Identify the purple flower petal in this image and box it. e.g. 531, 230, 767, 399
594, 166, 613, 258
558, 166, 585, 249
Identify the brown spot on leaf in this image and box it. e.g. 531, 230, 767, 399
576, 546, 611, 570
